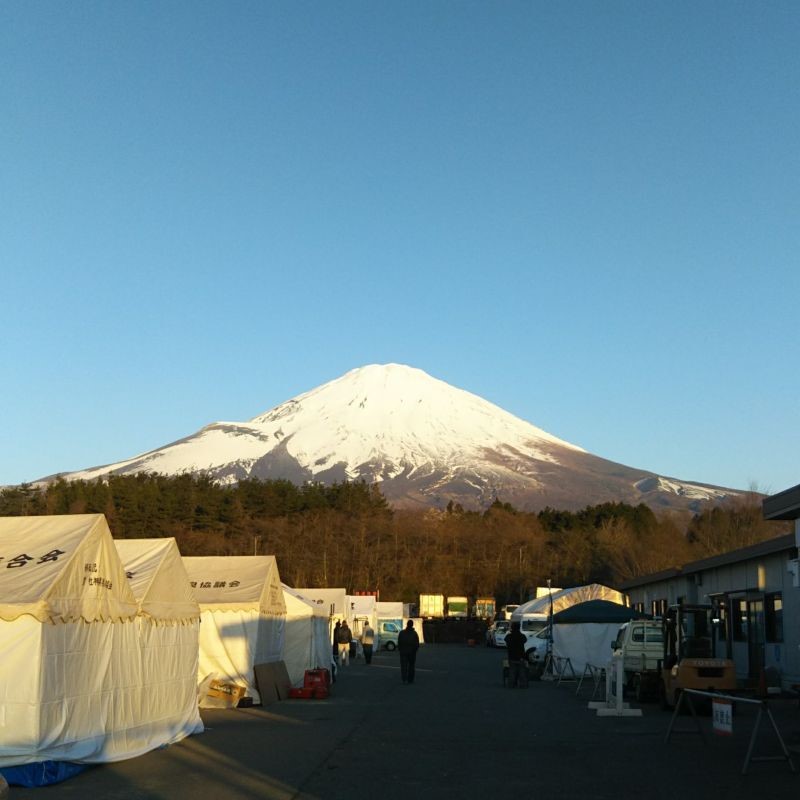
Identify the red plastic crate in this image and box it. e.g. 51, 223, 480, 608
313, 686, 329, 699
288, 687, 314, 699
303, 669, 331, 689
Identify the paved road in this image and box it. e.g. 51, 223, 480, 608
12, 644, 800, 799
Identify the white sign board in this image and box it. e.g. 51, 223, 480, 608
712, 698, 733, 736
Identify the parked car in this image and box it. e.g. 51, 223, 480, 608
520, 618, 548, 648
523, 626, 551, 665
485, 620, 510, 647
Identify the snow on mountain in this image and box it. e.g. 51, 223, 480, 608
55, 364, 741, 512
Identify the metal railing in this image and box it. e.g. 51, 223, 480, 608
664, 689, 796, 775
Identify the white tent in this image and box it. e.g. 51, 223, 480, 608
551, 600, 646, 674
0, 514, 186, 782
293, 587, 346, 647
281, 585, 331, 686
183, 556, 286, 706
114, 538, 203, 742
348, 594, 377, 638
510, 584, 625, 622
294, 587, 347, 622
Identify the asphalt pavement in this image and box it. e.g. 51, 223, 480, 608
12, 644, 800, 799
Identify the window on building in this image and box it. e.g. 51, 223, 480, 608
651, 598, 667, 618
633, 602, 645, 614
712, 598, 727, 641
731, 598, 747, 642
765, 593, 783, 643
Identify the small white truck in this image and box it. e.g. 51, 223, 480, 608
611, 619, 664, 701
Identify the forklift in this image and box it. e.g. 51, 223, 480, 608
659, 602, 736, 709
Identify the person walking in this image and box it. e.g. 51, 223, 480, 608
504, 620, 528, 688
332, 620, 341, 664
361, 622, 375, 664
337, 621, 353, 666
397, 620, 420, 684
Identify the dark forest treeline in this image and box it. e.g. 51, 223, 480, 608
0, 476, 788, 605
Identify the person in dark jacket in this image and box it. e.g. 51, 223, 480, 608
505, 621, 528, 688
332, 621, 341, 663
337, 621, 353, 666
397, 620, 420, 684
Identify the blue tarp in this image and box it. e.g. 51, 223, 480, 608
1, 761, 89, 787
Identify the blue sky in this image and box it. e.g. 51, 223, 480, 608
1, 2, 798, 495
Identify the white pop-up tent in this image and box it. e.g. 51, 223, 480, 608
511, 584, 625, 623
281, 585, 331, 686
551, 600, 649, 674
183, 556, 286, 705
114, 538, 203, 741
0, 514, 184, 785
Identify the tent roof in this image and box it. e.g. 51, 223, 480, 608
182, 555, 286, 614
0, 514, 138, 623
293, 587, 347, 616
552, 599, 650, 624
115, 538, 200, 621
283, 584, 328, 617
349, 595, 376, 616
512, 584, 624, 619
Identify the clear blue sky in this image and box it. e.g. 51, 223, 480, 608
2, 2, 798, 495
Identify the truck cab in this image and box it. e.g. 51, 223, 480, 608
612, 620, 663, 675
611, 620, 664, 699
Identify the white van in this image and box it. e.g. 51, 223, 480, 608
378, 619, 401, 651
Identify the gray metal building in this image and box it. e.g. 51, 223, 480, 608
620, 483, 800, 689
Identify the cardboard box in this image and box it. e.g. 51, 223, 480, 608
207, 680, 247, 706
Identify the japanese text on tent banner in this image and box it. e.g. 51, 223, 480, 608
0, 549, 66, 568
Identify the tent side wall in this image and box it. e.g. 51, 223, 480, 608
282, 588, 332, 686
0, 617, 44, 763
131, 619, 203, 743
197, 607, 264, 705
114, 537, 203, 749
0, 618, 176, 767
552, 623, 621, 675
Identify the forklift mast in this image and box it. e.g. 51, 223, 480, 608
662, 602, 715, 666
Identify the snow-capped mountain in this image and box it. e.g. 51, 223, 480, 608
53, 364, 741, 512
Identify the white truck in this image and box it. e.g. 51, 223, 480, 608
611, 619, 664, 701
419, 594, 445, 619
499, 604, 520, 620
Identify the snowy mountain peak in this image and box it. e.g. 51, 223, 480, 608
249, 364, 584, 469
54, 364, 740, 512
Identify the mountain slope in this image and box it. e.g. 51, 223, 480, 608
54, 364, 740, 512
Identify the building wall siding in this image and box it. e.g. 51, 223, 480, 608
625, 548, 799, 688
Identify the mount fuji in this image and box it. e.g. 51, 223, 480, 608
52, 364, 741, 512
